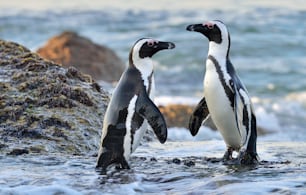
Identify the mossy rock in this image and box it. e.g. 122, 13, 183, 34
0, 40, 110, 155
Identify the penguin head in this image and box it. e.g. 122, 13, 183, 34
129, 38, 175, 75
130, 38, 175, 60
186, 20, 229, 44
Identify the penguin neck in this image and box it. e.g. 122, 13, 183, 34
130, 57, 154, 92
207, 41, 230, 61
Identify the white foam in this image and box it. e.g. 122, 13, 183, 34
286, 91, 306, 105
155, 96, 199, 106
254, 105, 280, 132
0, 185, 81, 195
167, 127, 222, 142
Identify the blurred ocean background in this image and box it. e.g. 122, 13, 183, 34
0, 0, 306, 194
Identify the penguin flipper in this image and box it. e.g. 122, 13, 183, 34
135, 90, 167, 143
189, 97, 210, 136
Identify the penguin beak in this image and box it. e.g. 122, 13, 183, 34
186, 23, 209, 33
156, 41, 176, 50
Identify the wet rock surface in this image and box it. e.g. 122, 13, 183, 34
37, 31, 125, 82
0, 40, 109, 155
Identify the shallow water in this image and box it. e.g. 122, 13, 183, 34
0, 141, 305, 194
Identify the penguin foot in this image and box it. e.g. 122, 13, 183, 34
224, 151, 259, 165
222, 148, 234, 161
115, 164, 130, 170
238, 151, 259, 165
95, 166, 107, 175
115, 159, 130, 170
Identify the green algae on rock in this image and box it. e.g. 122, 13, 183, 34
0, 40, 109, 155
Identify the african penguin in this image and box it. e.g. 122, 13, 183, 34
96, 38, 175, 172
186, 20, 259, 164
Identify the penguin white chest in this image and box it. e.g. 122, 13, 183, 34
204, 59, 241, 149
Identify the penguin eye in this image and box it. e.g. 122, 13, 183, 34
205, 22, 214, 29
147, 41, 154, 47
207, 24, 214, 29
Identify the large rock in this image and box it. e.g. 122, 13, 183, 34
37, 31, 125, 82
159, 104, 216, 130
159, 104, 194, 129
0, 40, 110, 155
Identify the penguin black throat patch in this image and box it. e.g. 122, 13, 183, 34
207, 55, 234, 110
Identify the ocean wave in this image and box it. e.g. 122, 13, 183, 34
286, 91, 306, 105
168, 127, 222, 142
155, 96, 199, 106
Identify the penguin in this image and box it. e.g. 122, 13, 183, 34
186, 20, 259, 164
96, 38, 175, 172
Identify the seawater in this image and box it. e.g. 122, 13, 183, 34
0, 0, 306, 194
0, 141, 305, 194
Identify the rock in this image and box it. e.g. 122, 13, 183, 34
0, 40, 110, 155
183, 160, 195, 167
172, 158, 181, 164
158, 104, 217, 130
158, 104, 194, 129
7, 148, 29, 156
37, 31, 125, 82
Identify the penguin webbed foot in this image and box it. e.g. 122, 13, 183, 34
115, 159, 130, 170
224, 150, 259, 165
238, 150, 259, 165
96, 162, 130, 175
96, 152, 130, 174
95, 165, 108, 175
204, 148, 234, 163
222, 147, 234, 161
